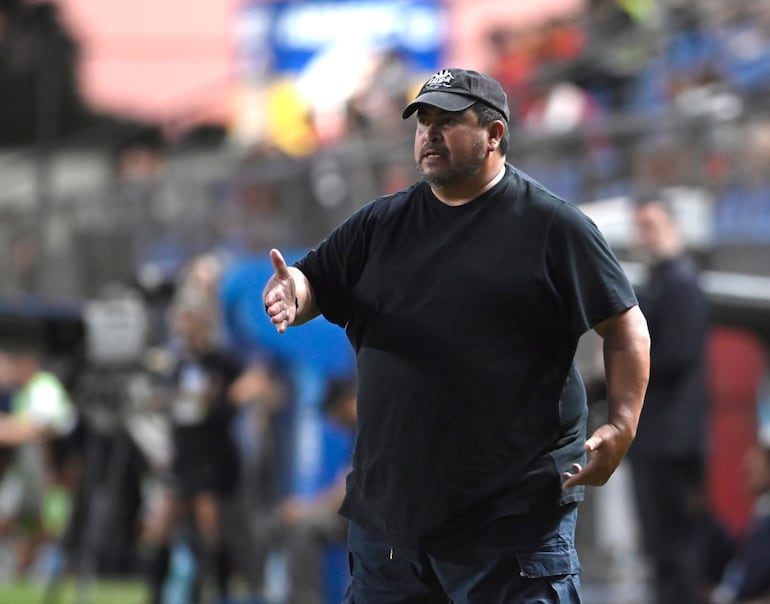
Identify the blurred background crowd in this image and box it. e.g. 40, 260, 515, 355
1, 0, 770, 603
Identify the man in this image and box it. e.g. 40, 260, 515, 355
629, 194, 710, 604
263, 68, 650, 603
709, 440, 770, 603
0, 341, 75, 447
0, 338, 77, 574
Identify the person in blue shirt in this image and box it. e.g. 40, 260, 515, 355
275, 377, 356, 604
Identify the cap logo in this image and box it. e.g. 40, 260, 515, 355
424, 69, 454, 89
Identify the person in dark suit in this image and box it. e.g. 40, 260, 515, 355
629, 193, 710, 604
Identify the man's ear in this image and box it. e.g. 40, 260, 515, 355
487, 121, 505, 153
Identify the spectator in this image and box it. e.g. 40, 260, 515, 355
575, 0, 654, 112
709, 441, 770, 603
715, 0, 770, 97
629, 192, 710, 604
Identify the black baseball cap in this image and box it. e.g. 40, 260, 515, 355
402, 68, 510, 122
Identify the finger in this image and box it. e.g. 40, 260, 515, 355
584, 435, 603, 452
270, 248, 291, 279
562, 473, 583, 489
562, 462, 582, 479
265, 299, 281, 319
563, 459, 598, 488
268, 305, 287, 322
270, 313, 286, 333
277, 316, 288, 334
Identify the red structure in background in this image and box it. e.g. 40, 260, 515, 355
707, 327, 768, 536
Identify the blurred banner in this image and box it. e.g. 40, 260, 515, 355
235, 0, 447, 77
231, 0, 447, 153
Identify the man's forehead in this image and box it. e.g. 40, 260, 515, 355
415, 105, 474, 119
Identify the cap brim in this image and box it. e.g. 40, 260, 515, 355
401, 91, 476, 119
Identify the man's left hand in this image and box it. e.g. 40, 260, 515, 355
562, 422, 633, 488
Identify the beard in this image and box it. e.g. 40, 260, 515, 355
417, 137, 487, 188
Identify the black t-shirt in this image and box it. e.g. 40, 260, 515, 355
170, 348, 242, 476
295, 164, 637, 546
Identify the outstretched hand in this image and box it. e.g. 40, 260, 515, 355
262, 248, 297, 334
562, 422, 634, 489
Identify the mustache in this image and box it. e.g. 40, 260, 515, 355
420, 146, 447, 159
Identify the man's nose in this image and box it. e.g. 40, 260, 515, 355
423, 124, 442, 142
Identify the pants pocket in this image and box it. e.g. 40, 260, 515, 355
514, 549, 582, 604
515, 547, 581, 579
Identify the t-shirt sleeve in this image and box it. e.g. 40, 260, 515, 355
294, 203, 374, 328
545, 202, 638, 338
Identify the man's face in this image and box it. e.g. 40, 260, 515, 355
634, 202, 676, 261
413, 106, 488, 188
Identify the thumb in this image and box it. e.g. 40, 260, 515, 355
270, 248, 291, 279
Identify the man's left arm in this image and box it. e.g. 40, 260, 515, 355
563, 305, 650, 488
